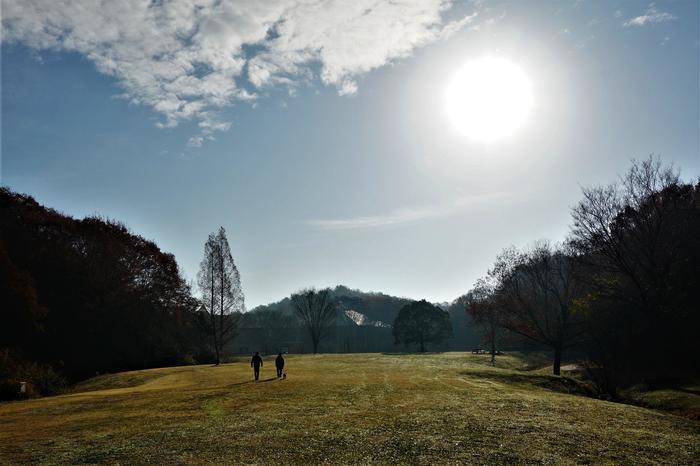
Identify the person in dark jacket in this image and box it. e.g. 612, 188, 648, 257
251, 352, 263, 381
275, 353, 285, 378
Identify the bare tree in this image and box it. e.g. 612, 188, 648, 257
197, 227, 244, 365
570, 156, 682, 311
465, 277, 502, 366
291, 288, 336, 354
569, 156, 699, 392
486, 242, 584, 375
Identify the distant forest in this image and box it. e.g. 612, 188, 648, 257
236, 286, 481, 355
2, 157, 699, 399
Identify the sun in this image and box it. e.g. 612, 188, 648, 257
445, 57, 534, 142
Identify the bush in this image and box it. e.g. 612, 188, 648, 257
0, 380, 22, 400
26, 363, 67, 396
0, 349, 67, 400
181, 354, 197, 366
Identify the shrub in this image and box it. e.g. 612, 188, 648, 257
0, 349, 67, 399
182, 354, 198, 366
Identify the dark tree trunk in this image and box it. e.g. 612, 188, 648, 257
210, 254, 219, 365
553, 346, 562, 375
490, 326, 496, 366
219, 253, 224, 365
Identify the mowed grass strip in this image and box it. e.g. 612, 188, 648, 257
0, 353, 698, 464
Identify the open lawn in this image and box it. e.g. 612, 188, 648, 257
1, 353, 698, 464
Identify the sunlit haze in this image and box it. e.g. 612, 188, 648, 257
445, 57, 534, 141
2, 0, 698, 308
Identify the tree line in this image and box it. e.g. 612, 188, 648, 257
211, 287, 455, 356
465, 157, 699, 396
0, 188, 210, 397
231, 286, 473, 354
3, 156, 695, 399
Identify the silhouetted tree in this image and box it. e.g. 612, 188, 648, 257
393, 300, 452, 352
291, 288, 336, 353
483, 242, 584, 375
570, 156, 700, 391
446, 294, 482, 351
571, 157, 681, 310
197, 227, 244, 365
0, 188, 203, 381
465, 278, 502, 366
0, 240, 46, 351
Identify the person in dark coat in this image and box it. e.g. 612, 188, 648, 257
251, 352, 263, 381
275, 353, 285, 378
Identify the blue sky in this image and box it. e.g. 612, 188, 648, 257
2, 0, 698, 308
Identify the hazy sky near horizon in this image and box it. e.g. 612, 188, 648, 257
2, 0, 699, 308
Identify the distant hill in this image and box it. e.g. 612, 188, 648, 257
248, 285, 482, 349
250, 285, 414, 327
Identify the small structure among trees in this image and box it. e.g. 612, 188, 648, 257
393, 300, 453, 352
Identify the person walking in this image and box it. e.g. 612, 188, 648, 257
251, 352, 263, 381
275, 353, 285, 378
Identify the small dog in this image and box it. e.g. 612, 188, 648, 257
283, 372, 287, 379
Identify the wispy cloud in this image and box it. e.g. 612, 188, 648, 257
306, 193, 507, 231
187, 135, 204, 148
623, 3, 677, 27
1, 0, 477, 145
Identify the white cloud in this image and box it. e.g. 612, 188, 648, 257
187, 135, 204, 148
438, 12, 479, 40
623, 3, 677, 27
306, 193, 507, 231
1, 0, 476, 145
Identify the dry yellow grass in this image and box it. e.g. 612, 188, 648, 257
1, 353, 698, 464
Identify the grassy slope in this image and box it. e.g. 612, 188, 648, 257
0, 353, 698, 465
623, 385, 700, 421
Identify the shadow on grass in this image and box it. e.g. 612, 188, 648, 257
511, 352, 558, 371
71, 369, 187, 393
673, 387, 700, 396
227, 377, 277, 388
461, 368, 593, 396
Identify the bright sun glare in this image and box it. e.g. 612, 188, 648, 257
445, 57, 534, 142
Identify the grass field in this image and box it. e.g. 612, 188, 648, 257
1, 353, 698, 465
